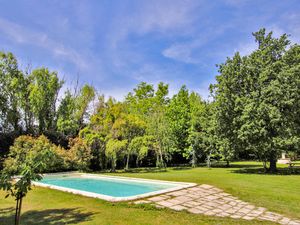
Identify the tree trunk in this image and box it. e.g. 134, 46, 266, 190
159, 150, 164, 168
156, 154, 160, 167
17, 196, 23, 225
269, 154, 277, 173
15, 198, 19, 225
111, 158, 116, 172
262, 161, 267, 172
191, 150, 196, 168
207, 151, 211, 168
226, 160, 230, 167
125, 153, 130, 170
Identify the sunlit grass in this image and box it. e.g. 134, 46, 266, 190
1, 161, 299, 225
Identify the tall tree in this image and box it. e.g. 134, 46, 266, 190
185, 92, 206, 167
147, 108, 174, 168
167, 85, 191, 158
0, 52, 24, 133
213, 28, 300, 172
111, 114, 146, 170
28, 68, 63, 134
57, 84, 95, 136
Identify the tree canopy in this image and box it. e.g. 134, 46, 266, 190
0, 28, 299, 173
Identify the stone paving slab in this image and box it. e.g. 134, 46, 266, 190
134, 184, 300, 225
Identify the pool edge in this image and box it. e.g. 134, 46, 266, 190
33, 172, 197, 202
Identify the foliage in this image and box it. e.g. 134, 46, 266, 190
0, 135, 58, 225
28, 68, 63, 133
185, 92, 206, 167
167, 85, 191, 157
212, 28, 300, 172
128, 135, 155, 167
105, 139, 128, 171
0, 52, 23, 133
68, 137, 91, 171
1, 28, 300, 173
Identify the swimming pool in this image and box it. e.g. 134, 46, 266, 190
33, 173, 196, 201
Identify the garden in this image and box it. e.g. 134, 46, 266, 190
1, 29, 300, 224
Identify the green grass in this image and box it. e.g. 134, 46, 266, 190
0, 161, 299, 225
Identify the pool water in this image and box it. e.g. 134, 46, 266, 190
39, 175, 178, 197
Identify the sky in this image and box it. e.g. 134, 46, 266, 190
0, 0, 299, 100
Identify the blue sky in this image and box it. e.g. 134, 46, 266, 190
0, 0, 299, 100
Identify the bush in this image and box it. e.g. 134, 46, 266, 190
8, 135, 65, 173
68, 137, 91, 171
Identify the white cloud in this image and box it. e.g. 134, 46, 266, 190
162, 40, 204, 64
0, 17, 89, 69
108, 0, 201, 50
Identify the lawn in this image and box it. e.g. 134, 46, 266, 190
0, 161, 299, 225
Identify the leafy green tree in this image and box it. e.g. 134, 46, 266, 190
105, 139, 127, 171
147, 108, 174, 168
57, 84, 95, 136
128, 135, 153, 167
79, 127, 106, 170
213, 28, 300, 172
167, 86, 191, 158
28, 68, 63, 134
68, 137, 91, 171
185, 92, 205, 167
125, 82, 155, 118
74, 84, 95, 129
111, 114, 146, 170
0, 135, 58, 225
57, 90, 78, 136
0, 52, 24, 133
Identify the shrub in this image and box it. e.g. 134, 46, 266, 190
68, 137, 91, 171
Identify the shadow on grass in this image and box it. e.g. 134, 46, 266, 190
95, 167, 168, 174
197, 163, 260, 169
231, 167, 300, 175
0, 207, 94, 225
171, 167, 193, 171
0, 207, 15, 214
123, 167, 168, 173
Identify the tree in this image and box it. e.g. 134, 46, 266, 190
79, 127, 106, 170
57, 90, 78, 136
0, 52, 24, 133
28, 68, 63, 134
128, 135, 153, 167
125, 82, 155, 118
185, 92, 205, 167
74, 84, 95, 129
68, 137, 91, 171
213, 28, 300, 172
167, 86, 191, 157
111, 114, 146, 170
105, 139, 127, 171
0, 135, 58, 225
147, 108, 174, 168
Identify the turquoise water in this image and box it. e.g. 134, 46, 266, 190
39, 175, 176, 197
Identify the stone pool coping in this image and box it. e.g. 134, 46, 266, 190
32, 172, 197, 202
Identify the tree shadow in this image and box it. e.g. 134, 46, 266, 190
0, 207, 94, 225
196, 162, 260, 169
94, 167, 168, 174
0, 207, 15, 214
171, 167, 193, 171
231, 167, 300, 175
122, 167, 168, 173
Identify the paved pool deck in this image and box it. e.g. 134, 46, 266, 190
134, 184, 300, 225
